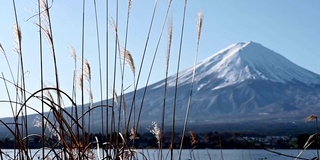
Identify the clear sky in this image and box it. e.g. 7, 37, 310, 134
0, 0, 320, 118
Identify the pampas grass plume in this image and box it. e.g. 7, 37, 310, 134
76, 71, 83, 91
166, 16, 173, 68
150, 121, 161, 146
12, 24, 22, 54
110, 17, 117, 39
122, 48, 135, 74
197, 11, 203, 42
83, 58, 91, 81
68, 46, 77, 62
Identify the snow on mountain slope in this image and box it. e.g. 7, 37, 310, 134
167, 41, 320, 90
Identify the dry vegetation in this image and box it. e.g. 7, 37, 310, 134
0, 0, 205, 159
0, 1, 319, 160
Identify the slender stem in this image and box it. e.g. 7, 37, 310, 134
81, 0, 86, 150
105, 0, 109, 149
126, 0, 160, 133
316, 118, 319, 159
172, 0, 188, 159
135, 0, 172, 148
111, 0, 119, 147
179, 10, 203, 159
93, 0, 104, 146
37, 0, 45, 157
12, 0, 29, 158
160, 16, 173, 160
120, 0, 132, 140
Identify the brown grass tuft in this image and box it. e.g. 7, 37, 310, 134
306, 114, 318, 121
190, 131, 198, 147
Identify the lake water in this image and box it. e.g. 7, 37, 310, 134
1, 149, 318, 160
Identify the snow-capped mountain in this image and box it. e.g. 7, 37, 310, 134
166, 41, 320, 90
2, 41, 320, 134
130, 41, 320, 125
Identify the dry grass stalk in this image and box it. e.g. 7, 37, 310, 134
306, 115, 318, 121
113, 89, 119, 107
39, 0, 49, 20
87, 88, 93, 109
83, 59, 91, 81
128, 0, 133, 14
12, 24, 22, 54
44, 89, 54, 103
122, 95, 127, 124
197, 11, 203, 42
34, 116, 61, 141
129, 126, 137, 140
0, 43, 4, 53
110, 17, 117, 40
150, 121, 161, 146
121, 48, 135, 75
38, 0, 54, 48
76, 71, 83, 91
166, 16, 173, 68
190, 131, 198, 147
68, 45, 77, 62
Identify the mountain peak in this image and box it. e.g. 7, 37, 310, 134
181, 41, 320, 90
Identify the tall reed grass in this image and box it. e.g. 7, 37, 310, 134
1, 1, 319, 160
0, 0, 205, 159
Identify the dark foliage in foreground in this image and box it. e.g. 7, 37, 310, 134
1, 131, 319, 150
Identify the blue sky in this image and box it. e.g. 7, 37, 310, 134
0, 0, 320, 118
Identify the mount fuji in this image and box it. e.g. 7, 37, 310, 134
1, 41, 320, 134
121, 41, 320, 131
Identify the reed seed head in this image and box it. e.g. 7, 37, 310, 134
39, 0, 50, 25
306, 114, 318, 121
68, 45, 77, 62
110, 17, 117, 38
166, 16, 173, 68
76, 71, 83, 91
83, 58, 91, 81
122, 48, 135, 74
197, 11, 203, 42
150, 121, 161, 146
113, 89, 119, 107
12, 24, 22, 54
128, 0, 133, 14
